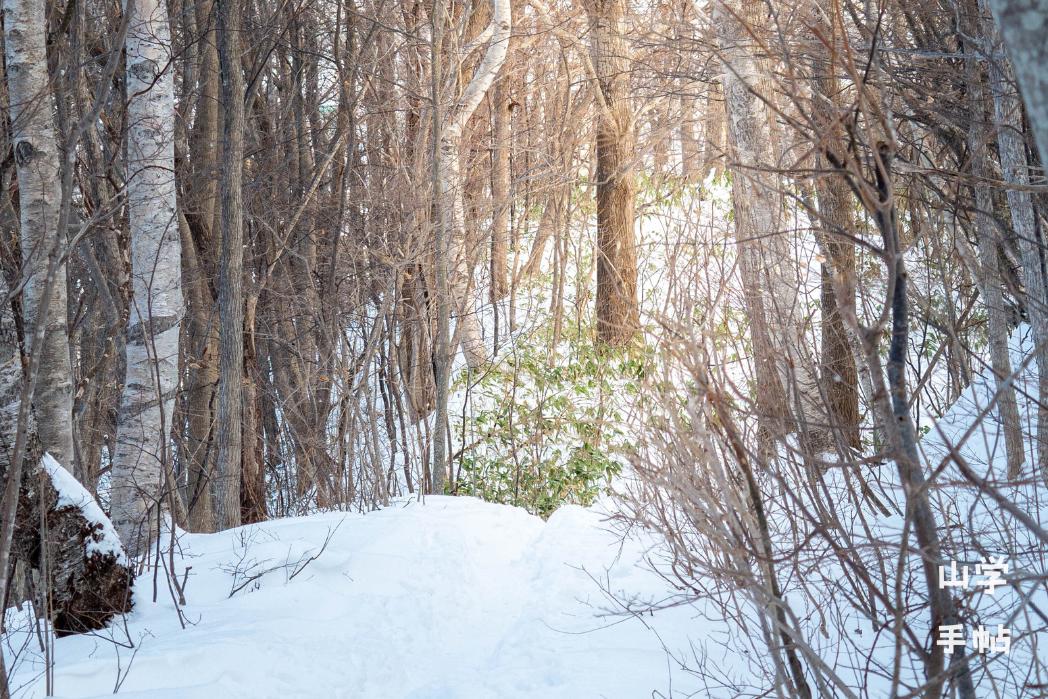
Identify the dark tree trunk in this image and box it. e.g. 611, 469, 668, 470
11, 454, 135, 636
584, 0, 640, 347
214, 0, 246, 530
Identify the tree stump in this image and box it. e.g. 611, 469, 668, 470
12, 454, 134, 636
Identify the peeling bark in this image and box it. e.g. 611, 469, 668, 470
3, 0, 75, 469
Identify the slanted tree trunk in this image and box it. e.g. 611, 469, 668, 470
986, 17, 1048, 482
962, 3, 1025, 477
3, 0, 75, 469
111, 0, 185, 554
213, 0, 246, 530
986, 0, 1048, 167
437, 0, 512, 370
583, 0, 640, 347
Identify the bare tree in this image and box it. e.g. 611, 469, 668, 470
3, 0, 74, 468
112, 0, 186, 553
213, 0, 246, 529
584, 0, 640, 347
986, 0, 1048, 166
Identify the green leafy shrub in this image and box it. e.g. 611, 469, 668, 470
452, 327, 646, 518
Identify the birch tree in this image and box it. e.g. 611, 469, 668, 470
2, 0, 75, 468
429, 0, 511, 493
437, 0, 511, 371
111, 0, 184, 553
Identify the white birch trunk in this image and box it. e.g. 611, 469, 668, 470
438, 0, 511, 369
2, 0, 75, 468
111, 0, 184, 554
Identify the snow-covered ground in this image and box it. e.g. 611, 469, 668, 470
5, 496, 737, 698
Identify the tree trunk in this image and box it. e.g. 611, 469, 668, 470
436, 0, 511, 370
213, 0, 245, 530
111, 0, 184, 554
430, 0, 450, 495
179, 211, 218, 531
584, 0, 640, 347
490, 80, 512, 302
715, 0, 791, 440
241, 299, 266, 523
809, 8, 861, 451
986, 16, 1048, 482
814, 173, 862, 451
963, 3, 1025, 477
3, 0, 75, 469
179, 0, 221, 533
985, 0, 1048, 168
704, 77, 726, 179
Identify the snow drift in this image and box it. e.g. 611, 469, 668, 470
4, 496, 726, 698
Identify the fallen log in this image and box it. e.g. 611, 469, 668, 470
17, 454, 135, 632
8, 452, 134, 636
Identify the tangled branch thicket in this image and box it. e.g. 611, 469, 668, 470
0, 0, 1046, 693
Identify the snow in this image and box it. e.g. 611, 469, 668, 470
40, 453, 128, 564
4, 496, 729, 698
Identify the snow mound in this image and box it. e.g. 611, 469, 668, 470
5, 496, 718, 698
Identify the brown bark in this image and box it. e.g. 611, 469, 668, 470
241, 300, 267, 524
809, 14, 861, 451
179, 211, 218, 531
179, 1, 221, 532
490, 80, 512, 302
398, 265, 437, 420
11, 455, 134, 636
584, 0, 640, 347
214, 0, 245, 530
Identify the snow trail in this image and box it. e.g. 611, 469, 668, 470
4, 497, 713, 698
